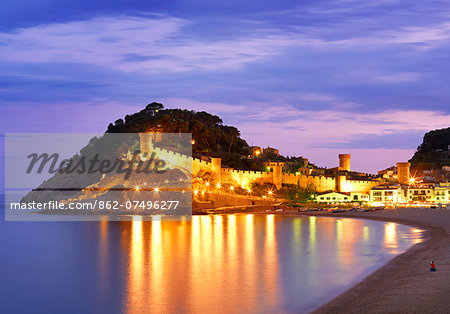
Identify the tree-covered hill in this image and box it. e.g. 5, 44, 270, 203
409, 127, 450, 166
106, 102, 262, 170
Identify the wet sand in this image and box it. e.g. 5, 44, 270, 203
306, 208, 450, 314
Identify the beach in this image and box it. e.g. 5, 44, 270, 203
304, 208, 450, 313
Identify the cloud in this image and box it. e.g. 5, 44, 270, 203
2, 7, 450, 75
0, 15, 298, 73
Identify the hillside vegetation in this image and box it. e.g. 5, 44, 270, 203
107, 102, 264, 170
409, 127, 450, 166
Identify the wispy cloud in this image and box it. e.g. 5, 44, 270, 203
0, 15, 297, 73
2, 8, 450, 75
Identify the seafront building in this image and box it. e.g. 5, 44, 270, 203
316, 184, 450, 205
316, 191, 369, 203
370, 186, 405, 204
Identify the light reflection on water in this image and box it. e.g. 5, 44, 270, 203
0, 212, 423, 313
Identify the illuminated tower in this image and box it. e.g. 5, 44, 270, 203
396, 162, 411, 185
338, 154, 351, 171
139, 132, 153, 158
336, 174, 347, 193
272, 164, 283, 189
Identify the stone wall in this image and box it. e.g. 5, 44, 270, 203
139, 133, 379, 193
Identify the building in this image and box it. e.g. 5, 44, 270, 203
406, 185, 435, 203
435, 183, 450, 204
370, 186, 405, 204
369, 182, 450, 205
316, 191, 369, 203
262, 161, 286, 170
262, 147, 279, 157
248, 146, 262, 157
316, 192, 351, 203
378, 166, 397, 179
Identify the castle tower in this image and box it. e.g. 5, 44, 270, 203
139, 132, 153, 159
396, 162, 411, 185
211, 158, 222, 182
272, 164, 283, 189
336, 174, 347, 192
339, 154, 351, 171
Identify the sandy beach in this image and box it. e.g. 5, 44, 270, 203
303, 208, 450, 313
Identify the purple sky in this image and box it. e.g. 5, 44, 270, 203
1, 0, 450, 174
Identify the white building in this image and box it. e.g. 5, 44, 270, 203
316, 191, 369, 203
370, 186, 405, 204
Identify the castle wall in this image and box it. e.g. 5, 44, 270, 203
220, 168, 272, 187
139, 132, 378, 194
340, 179, 379, 193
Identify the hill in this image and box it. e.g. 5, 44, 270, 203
409, 127, 450, 166
106, 102, 264, 170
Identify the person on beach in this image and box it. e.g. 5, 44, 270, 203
430, 260, 436, 272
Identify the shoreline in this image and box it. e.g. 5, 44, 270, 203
308, 209, 450, 313
211, 207, 450, 313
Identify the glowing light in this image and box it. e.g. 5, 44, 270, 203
247, 189, 252, 193
191, 139, 195, 145
256, 151, 260, 155
205, 182, 209, 186
194, 190, 198, 195
216, 183, 221, 188
408, 177, 416, 185
268, 191, 273, 195
154, 187, 159, 192
135, 186, 140, 191
230, 186, 234, 190
295, 172, 300, 175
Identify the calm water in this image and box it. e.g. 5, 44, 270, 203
0, 211, 422, 313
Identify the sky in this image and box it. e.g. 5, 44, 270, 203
1, 0, 450, 174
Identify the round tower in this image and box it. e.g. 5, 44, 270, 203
396, 162, 411, 185
339, 154, 352, 171
339, 154, 351, 171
